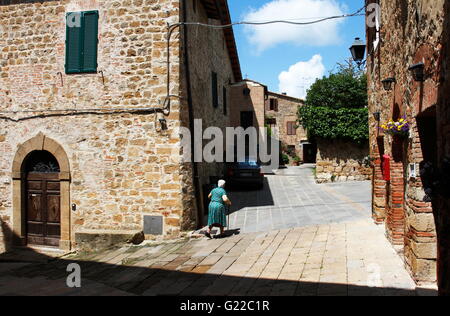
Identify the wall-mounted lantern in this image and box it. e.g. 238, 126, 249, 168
408, 62, 425, 82
349, 37, 366, 67
373, 111, 381, 122
381, 78, 396, 91
159, 118, 168, 131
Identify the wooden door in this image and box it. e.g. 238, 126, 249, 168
26, 173, 61, 247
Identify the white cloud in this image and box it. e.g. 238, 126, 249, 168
243, 0, 345, 53
278, 54, 325, 99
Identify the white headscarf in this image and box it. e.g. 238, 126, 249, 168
218, 180, 226, 188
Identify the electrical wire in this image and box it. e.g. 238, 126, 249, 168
0, 5, 367, 120
174, 6, 365, 29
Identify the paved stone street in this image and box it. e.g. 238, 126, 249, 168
0, 218, 437, 296
228, 165, 371, 233
0, 166, 437, 296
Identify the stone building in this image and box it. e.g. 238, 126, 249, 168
265, 91, 308, 162
0, 0, 242, 252
366, 0, 450, 294
229, 79, 307, 163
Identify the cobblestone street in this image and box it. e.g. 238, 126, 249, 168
0, 218, 437, 296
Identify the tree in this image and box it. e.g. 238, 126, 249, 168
298, 60, 369, 143
305, 59, 367, 110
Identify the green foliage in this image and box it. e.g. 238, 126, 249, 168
281, 154, 290, 165
299, 60, 369, 143
299, 106, 369, 143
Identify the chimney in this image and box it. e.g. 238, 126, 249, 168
282, 92, 287, 95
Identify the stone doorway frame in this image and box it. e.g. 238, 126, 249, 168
12, 133, 71, 251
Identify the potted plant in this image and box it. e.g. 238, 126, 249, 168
380, 118, 410, 138
293, 156, 301, 166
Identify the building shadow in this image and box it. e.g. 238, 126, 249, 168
0, 241, 439, 296
433, 0, 450, 296
0, 218, 13, 254
227, 178, 275, 215
0, 219, 438, 296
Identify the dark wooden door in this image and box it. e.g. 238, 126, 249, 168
26, 173, 61, 247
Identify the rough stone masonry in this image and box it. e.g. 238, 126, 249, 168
366, 0, 450, 292
0, 0, 240, 251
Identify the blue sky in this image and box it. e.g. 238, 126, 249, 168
228, 0, 366, 98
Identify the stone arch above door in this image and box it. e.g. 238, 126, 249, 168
12, 133, 72, 250
12, 133, 70, 181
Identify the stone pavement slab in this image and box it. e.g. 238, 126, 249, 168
0, 218, 438, 296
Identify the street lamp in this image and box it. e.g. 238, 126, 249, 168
408, 62, 425, 82
349, 37, 366, 67
381, 78, 396, 91
373, 111, 381, 122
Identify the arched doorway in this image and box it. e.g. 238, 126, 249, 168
12, 133, 71, 250
23, 151, 61, 247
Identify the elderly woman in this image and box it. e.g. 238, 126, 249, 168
206, 180, 232, 239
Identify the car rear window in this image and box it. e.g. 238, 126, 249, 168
237, 161, 259, 168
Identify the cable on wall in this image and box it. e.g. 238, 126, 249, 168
0, 5, 367, 121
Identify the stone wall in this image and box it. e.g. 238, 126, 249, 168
266, 92, 306, 159
182, 0, 237, 221
315, 139, 371, 184
367, 0, 442, 285
0, 0, 194, 252
435, 0, 450, 296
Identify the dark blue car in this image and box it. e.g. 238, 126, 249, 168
224, 158, 264, 189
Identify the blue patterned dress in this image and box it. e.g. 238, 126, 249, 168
208, 187, 228, 227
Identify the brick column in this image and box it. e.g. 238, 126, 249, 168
372, 158, 387, 223
386, 160, 406, 245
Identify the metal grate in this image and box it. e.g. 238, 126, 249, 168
143, 216, 163, 235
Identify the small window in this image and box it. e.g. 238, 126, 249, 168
223, 86, 227, 115
287, 122, 296, 135
269, 98, 278, 111
212, 72, 218, 108
65, 11, 99, 74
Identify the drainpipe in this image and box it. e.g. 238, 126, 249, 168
181, 0, 203, 229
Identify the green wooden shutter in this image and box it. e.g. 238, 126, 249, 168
223, 86, 227, 115
65, 12, 82, 74
65, 11, 98, 74
212, 72, 218, 108
82, 11, 99, 72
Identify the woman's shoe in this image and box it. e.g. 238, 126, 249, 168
205, 232, 212, 239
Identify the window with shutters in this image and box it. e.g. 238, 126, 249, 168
212, 72, 218, 108
287, 121, 296, 135
269, 98, 278, 111
223, 86, 227, 115
65, 11, 99, 74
